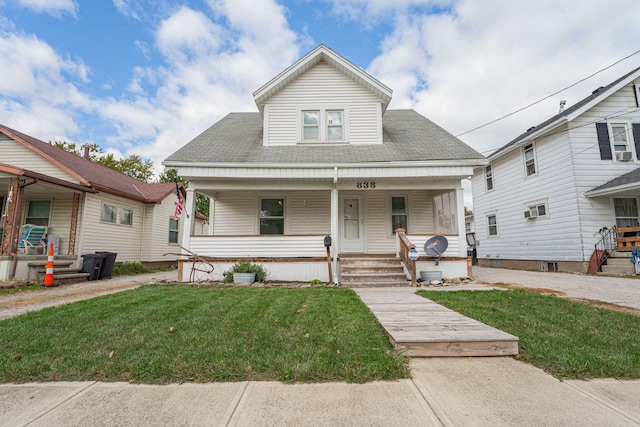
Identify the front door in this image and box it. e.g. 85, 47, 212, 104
340, 196, 364, 252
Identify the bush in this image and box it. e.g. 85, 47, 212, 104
112, 262, 151, 276
225, 262, 268, 282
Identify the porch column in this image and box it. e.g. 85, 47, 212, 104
456, 186, 467, 257
331, 185, 339, 284
207, 196, 214, 235
181, 187, 195, 251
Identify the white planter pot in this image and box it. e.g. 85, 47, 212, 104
233, 272, 256, 284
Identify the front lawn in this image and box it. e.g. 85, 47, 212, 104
419, 289, 640, 379
0, 285, 408, 384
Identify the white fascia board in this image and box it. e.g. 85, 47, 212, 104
584, 182, 640, 198
565, 72, 640, 121
163, 158, 488, 169
489, 117, 568, 161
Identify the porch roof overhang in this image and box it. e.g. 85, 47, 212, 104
164, 159, 487, 181
584, 167, 640, 198
0, 163, 98, 193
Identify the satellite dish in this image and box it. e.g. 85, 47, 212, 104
424, 236, 448, 265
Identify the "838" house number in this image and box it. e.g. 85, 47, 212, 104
356, 182, 376, 189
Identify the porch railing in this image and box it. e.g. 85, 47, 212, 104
613, 226, 640, 252
396, 229, 417, 287
593, 226, 616, 273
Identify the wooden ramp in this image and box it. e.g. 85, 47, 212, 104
354, 288, 519, 357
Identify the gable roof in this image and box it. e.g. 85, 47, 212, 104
253, 44, 393, 115
164, 109, 485, 166
585, 167, 640, 197
490, 66, 640, 160
0, 124, 180, 203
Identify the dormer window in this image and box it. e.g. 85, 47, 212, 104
299, 106, 348, 143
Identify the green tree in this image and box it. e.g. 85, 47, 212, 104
51, 141, 154, 183
464, 207, 473, 216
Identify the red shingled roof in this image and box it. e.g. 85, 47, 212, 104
0, 124, 181, 203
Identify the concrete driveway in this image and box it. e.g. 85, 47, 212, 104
473, 266, 640, 311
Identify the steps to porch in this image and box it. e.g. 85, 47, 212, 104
28, 261, 90, 285
339, 255, 409, 287
355, 288, 519, 357
599, 251, 635, 276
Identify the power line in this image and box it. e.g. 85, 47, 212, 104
456, 49, 640, 138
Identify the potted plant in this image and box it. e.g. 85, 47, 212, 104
226, 261, 268, 284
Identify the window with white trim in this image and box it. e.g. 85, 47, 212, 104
120, 208, 133, 225
101, 203, 116, 223
487, 214, 498, 236
609, 123, 633, 162
391, 196, 408, 233
523, 143, 536, 176
169, 218, 179, 243
485, 164, 494, 191
526, 202, 547, 219
614, 198, 639, 228
259, 198, 285, 235
26, 200, 51, 226
299, 106, 347, 143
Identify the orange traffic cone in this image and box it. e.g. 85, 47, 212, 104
43, 242, 56, 287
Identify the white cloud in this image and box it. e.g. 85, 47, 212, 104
17, 0, 77, 17
364, 0, 640, 156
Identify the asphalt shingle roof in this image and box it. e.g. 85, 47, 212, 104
165, 109, 484, 165
588, 167, 640, 193
0, 124, 178, 203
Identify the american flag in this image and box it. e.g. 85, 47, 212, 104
174, 181, 184, 220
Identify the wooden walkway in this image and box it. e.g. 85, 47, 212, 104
354, 288, 519, 357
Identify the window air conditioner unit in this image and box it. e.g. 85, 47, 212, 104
616, 151, 633, 162
524, 209, 538, 219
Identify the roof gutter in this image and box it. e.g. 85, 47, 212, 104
0, 163, 97, 193
163, 158, 488, 169
584, 181, 640, 198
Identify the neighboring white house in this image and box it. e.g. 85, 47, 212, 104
0, 125, 187, 281
471, 66, 640, 273
164, 45, 486, 284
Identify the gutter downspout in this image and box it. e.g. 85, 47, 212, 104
10, 178, 38, 279
331, 167, 339, 284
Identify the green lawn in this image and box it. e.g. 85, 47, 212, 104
0, 285, 409, 384
418, 289, 640, 379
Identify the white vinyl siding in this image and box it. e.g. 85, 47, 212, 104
0, 135, 78, 182
472, 82, 640, 265
79, 193, 144, 262
264, 63, 383, 146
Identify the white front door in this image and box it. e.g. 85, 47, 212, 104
340, 195, 364, 253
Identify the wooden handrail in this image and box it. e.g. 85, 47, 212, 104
396, 229, 417, 287
614, 226, 640, 252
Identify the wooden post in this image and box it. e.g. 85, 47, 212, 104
326, 245, 333, 283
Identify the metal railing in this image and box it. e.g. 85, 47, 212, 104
594, 226, 616, 272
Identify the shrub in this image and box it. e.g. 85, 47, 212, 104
225, 262, 268, 282
112, 262, 151, 276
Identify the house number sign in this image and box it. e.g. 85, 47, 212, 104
356, 182, 376, 189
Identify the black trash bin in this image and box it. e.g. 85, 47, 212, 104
96, 252, 118, 279
81, 253, 106, 281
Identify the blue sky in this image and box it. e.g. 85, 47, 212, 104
2, 0, 640, 192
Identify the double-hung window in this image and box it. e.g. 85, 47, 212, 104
614, 198, 639, 228
260, 198, 285, 235
485, 164, 494, 191
169, 218, 179, 243
487, 214, 498, 236
523, 143, 536, 176
611, 124, 630, 153
300, 107, 347, 143
391, 196, 408, 232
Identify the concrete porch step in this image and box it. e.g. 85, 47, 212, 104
340, 265, 404, 274
600, 265, 635, 276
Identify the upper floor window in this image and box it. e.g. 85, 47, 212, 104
299, 106, 348, 143
485, 164, 494, 191
610, 123, 634, 162
26, 200, 51, 226
523, 143, 536, 176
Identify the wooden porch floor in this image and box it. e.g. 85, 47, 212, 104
354, 288, 519, 357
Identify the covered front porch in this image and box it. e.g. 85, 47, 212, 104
176, 168, 472, 284
0, 166, 93, 281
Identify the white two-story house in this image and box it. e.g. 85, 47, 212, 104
472, 66, 640, 273
164, 45, 486, 284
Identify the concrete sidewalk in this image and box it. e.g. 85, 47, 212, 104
2, 358, 639, 426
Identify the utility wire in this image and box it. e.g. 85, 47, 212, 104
456, 49, 640, 138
